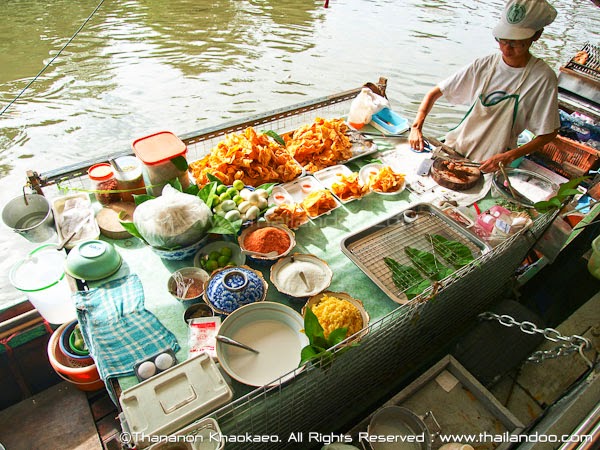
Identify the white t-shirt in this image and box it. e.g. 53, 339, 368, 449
438, 53, 560, 141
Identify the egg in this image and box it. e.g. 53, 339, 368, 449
247, 191, 260, 204
155, 352, 175, 371
137, 361, 157, 379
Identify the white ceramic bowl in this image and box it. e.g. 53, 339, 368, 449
270, 253, 333, 300
215, 302, 309, 387
193, 240, 246, 269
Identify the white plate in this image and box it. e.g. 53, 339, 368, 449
216, 302, 309, 387
358, 163, 406, 196
279, 176, 341, 218
313, 165, 363, 204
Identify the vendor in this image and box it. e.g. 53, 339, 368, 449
409, 0, 560, 173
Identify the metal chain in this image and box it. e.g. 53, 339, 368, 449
478, 312, 593, 366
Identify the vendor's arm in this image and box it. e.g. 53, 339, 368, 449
409, 86, 443, 151
478, 129, 558, 173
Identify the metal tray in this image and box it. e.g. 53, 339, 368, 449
340, 203, 490, 304
346, 355, 524, 450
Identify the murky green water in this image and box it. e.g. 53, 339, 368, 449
0, 0, 598, 304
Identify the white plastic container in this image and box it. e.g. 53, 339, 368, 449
9, 244, 77, 324
119, 352, 232, 447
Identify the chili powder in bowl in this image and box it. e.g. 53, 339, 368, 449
238, 223, 296, 266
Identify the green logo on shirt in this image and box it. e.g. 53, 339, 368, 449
507, 4, 526, 24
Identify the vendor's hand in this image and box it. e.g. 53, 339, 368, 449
409, 127, 425, 152
478, 153, 514, 173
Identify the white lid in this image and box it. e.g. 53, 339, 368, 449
120, 352, 232, 446
10, 244, 66, 291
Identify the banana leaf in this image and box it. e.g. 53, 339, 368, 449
428, 234, 474, 268
404, 247, 454, 281
384, 257, 431, 299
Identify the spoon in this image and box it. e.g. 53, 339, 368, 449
241, 249, 279, 258
216, 335, 260, 354
298, 271, 311, 290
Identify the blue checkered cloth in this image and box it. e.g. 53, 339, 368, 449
74, 274, 179, 402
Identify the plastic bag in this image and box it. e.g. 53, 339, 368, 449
133, 184, 212, 249
347, 87, 389, 129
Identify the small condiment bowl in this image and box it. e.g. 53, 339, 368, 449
238, 222, 296, 266
168, 267, 210, 307
203, 265, 268, 315
402, 209, 418, 224
183, 303, 214, 324
302, 291, 370, 344
270, 253, 333, 301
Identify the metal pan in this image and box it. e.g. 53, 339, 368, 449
366, 406, 431, 450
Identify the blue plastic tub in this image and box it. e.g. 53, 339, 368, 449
370, 108, 409, 135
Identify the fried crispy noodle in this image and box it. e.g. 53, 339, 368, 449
368, 165, 405, 193
331, 172, 367, 201
188, 127, 302, 187
266, 203, 309, 229
300, 189, 338, 218
285, 117, 353, 172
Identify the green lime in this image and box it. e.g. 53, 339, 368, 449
216, 184, 228, 195
217, 255, 230, 267
209, 194, 220, 206
205, 259, 219, 272
208, 251, 221, 261
233, 180, 245, 191
226, 187, 239, 198
232, 194, 243, 205
219, 192, 231, 202
220, 246, 233, 257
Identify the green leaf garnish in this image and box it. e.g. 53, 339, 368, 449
262, 130, 285, 146
207, 214, 241, 235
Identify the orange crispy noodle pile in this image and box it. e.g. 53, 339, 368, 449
188, 127, 302, 187
266, 203, 309, 229
368, 166, 405, 193
331, 172, 368, 201
301, 189, 338, 218
285, 118, 353, 172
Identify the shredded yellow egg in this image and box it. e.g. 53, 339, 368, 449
311, 295, 363, 339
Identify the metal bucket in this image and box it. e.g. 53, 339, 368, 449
2, 193, 56, 242
367, 406, 432, 450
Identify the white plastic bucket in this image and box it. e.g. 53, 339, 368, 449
2, 193, 56, 243
9, 244, 77, 324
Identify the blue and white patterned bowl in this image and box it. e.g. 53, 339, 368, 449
151, 235, 210, 261
203, 265, 267, 315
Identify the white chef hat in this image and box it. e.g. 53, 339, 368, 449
493, 0, 557, 40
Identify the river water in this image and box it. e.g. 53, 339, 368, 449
0, 0, 598, 306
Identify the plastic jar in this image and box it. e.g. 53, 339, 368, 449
9, 244, 77, 324
132, 131, 190, 196
88, 163, 120, 205
113, 155, 146, 202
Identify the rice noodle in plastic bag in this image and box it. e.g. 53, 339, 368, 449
133, 184, 212, 249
